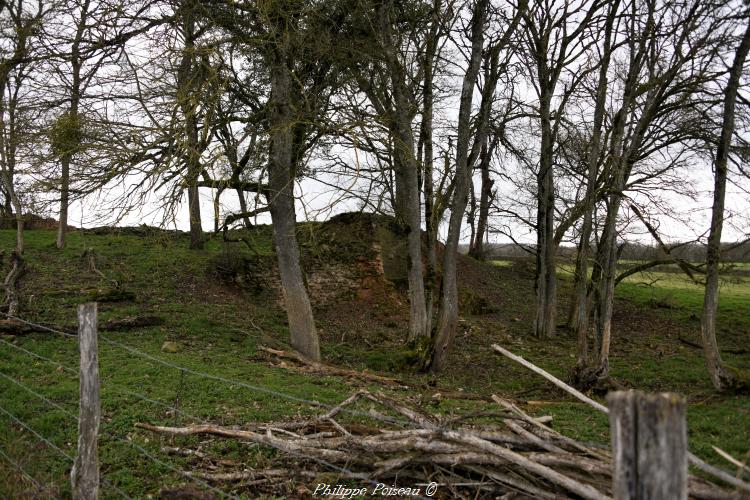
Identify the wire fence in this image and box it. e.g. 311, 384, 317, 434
0, 309, 412, 498
3, 308, 746, 499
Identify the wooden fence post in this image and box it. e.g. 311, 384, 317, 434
71, 302, 100, 500
608, 390, 687, 500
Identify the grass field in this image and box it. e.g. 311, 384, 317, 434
0, 229, 748, 498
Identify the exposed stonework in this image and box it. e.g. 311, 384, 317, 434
0, 213, 65, 230
244, 246, 395, 308
222, 213, 406, 308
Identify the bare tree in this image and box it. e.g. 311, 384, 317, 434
0, 0, 44, 253
569, 0, 619, 380
700, 12, 750, 391
355, 0, 431, 341
584, 0, 729, 382
429, 0, 489, 372
41, 0, 133, 248
520, 0, 605, 339
201, 0, 356, 360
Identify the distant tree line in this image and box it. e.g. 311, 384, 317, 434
461, 241, 750, 263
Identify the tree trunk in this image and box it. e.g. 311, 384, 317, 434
594, 194, 622, 376
0, 85, 24, 253
586, 7, 647, 378
468, 136, 495, 261
429, 0, 487, 373
395, 140, 429, 342
178, 0, 203, 250
378, 0, 428, 341
533, 91, 557, 338
422, 59, 437, 337
236, 187, 252, 228
268, 49, 320, 362
700, 19, 750, 391
56, 155, 71, 249
57, 0, 88, 250
420, 0, 443, 338
2, 192, 10, 218
571, 0, 617, 373
0, 171, 23, 253
186, 175, 203, 248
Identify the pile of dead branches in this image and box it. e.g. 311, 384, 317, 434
137, 390, 728, 499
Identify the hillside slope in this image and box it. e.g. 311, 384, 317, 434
0, 219, 748, 497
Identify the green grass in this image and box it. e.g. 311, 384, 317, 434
486, 257, 750, 471
0, 236, 747, 497
0, 229, 380, 498
616, 268, 750, 333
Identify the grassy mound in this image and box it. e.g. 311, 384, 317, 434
0, 222, 747, 497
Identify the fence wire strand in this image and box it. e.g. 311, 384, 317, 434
0, 313, 405, 497
0, 312, 414, 428
0, 335, 207, 422
0, 446, 46, 494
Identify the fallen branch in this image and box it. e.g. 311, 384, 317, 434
99, 316, 164, 331
186, 468, 292, 482
0, 315, 164, 336
258, 346, 406, 387
491, 342, 750, 494
491, 343, 609, 413
491, 394, 609, 461
440, 430, 608, 500
135, 389, 737, 498
679, 336, 749, 355
712, 446, 750, 476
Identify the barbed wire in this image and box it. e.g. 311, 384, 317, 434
0, 404, 74, 462
0, 370, 78, 419
0, 386, 133, 500
0, 341, 391, 495
0, 335, 211, 422
0, 446, 47, 495
0, 312, 78, 338
0, 319, 402, 498
0, 311, 415, 428
0, 365, 230, 499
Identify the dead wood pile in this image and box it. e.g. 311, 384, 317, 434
136, 390, 729, 499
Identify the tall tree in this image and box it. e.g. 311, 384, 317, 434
419, 0, 451, 337
380, 0, 430, 341
53, 0, 89, 248
45, 0, 128, 248
585, 0, 727, 381
202, 0, 354, 360
350, 0, 433, 341
521, 0, 605, 338
429, 0, 524, 372
0, 0, 44, 253
176, 0, 207, 249
700, 13, 750, 391
569, 0, 619, 380
429, 0, 488, 372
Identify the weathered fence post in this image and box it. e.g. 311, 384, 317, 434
71, 302, 100, 500
608, 390, 687, 500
